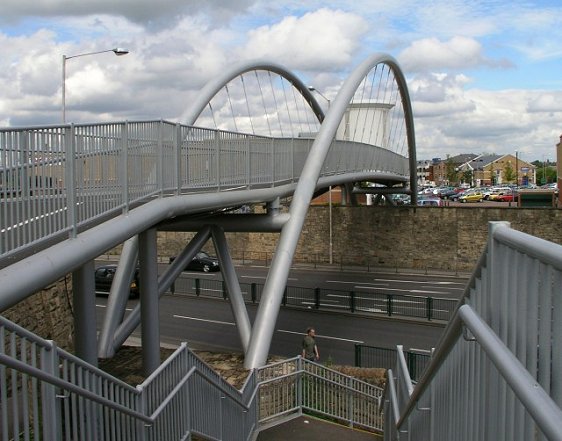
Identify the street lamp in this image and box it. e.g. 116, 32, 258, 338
62, 48, 129, 123
307, 86, 331, 108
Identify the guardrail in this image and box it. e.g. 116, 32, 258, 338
257, 356, 384, 434
354, 344, 430, 382
0, 120, 408, 262
170, 276, 458, 322
383, 221, 562, 440
0, 307, 385, 440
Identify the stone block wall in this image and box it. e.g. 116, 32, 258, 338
157, 206, 562, 273
4, 277, 74, 351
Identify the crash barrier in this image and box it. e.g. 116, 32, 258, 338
354, 344, 431, 382
383, 222, 562, 440
171, 277, 458, 322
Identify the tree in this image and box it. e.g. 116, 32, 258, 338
461, 169, 473, 186
503, 161, 517, 184
445, 158, 458, 185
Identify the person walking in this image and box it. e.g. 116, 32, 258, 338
302, 327, 319, 362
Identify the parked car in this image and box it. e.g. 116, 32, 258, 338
417, 197, 443, 207
169, 251, 220, 272
496, 191, 519, 202
94, 265, 139, 297
459, 192, 483, 203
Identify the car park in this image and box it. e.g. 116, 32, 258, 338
94, 265, 139, 297
169, 251, 220, 272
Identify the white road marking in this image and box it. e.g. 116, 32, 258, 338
326, 280, 389, 287
96, 304, 133, 311
241, 275, 298, 281
375, 278, 464, 286
355, 286, 449, 295
173, 314, 235, 326
277, 329, 364, 344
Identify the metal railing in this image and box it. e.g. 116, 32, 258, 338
383, 221, 562, 440
257, 356, 384, 433
0, 310, 260, 440
0, 308, 385, 440
0, 120, 408, 261
354, 344, 430, 382
170, 276, 458, 322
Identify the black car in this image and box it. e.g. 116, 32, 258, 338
169, 251, 220, 272
94, 264, 140, 297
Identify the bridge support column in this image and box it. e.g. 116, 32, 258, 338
73, 260, 98, 366
98, 236, 139, 358
211, 226, 251, 352
139, 228, 160, 376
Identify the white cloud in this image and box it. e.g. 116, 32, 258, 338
240, 9, 368, 71
0, 1, 561, 162
398, 36, 495, 72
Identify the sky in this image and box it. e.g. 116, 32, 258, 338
1, 0, 561, 163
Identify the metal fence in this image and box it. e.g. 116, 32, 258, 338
0, 120, 409, 261
170, 276, 458, 322
354, 344, 430, 382
0, 309, 385, 440
257, 356, 384, 433
383, 221, 562, 441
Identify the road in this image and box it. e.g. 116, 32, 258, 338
96, 267, 466, 366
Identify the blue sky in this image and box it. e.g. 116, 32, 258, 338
0, 0, 561, 163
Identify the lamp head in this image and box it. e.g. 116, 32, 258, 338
112, 48, 129, 56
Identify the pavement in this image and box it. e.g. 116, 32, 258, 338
256, 415, 382, 440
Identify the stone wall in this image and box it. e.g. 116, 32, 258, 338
4, 206, 561, 352
4, 277, 74, 351
158, 206, 562, 273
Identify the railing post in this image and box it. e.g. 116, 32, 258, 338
350, 290, 356, 313
354, 344, 361, 367
176, 123, 182, 194
64, 124, 77, 237
136, 385, 148, 441
121, 122, 130, 213
387, 294, 393, 317
314, 288, 320, 309
195, 278, 201, 296
40, 341, 60, 440
157, 120, 163, 196
426, 297, 433, 321
251, 283, 257, 303
282, 287, 287, 306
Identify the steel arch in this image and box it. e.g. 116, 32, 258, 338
182, 59, 325, 127
244, 53, 417, 368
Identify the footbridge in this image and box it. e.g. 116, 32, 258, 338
0, 53, 416, 372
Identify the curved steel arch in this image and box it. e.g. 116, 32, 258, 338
244, 53, 417, 368
183, 59, 325, 127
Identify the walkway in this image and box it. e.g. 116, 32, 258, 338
257, 415, 382, 440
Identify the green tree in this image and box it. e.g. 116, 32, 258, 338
461, 169, 473, 186
503, 161, 517, 184
445, 158, 458, 185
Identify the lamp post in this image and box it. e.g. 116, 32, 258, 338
307, 86, 333, 263
307, 86, 331, 109
62, 48, 129, 123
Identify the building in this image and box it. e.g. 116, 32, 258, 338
432, 154, 478, 186
465, 154, 536, 186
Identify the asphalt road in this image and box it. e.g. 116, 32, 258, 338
96, 267, 464, 366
